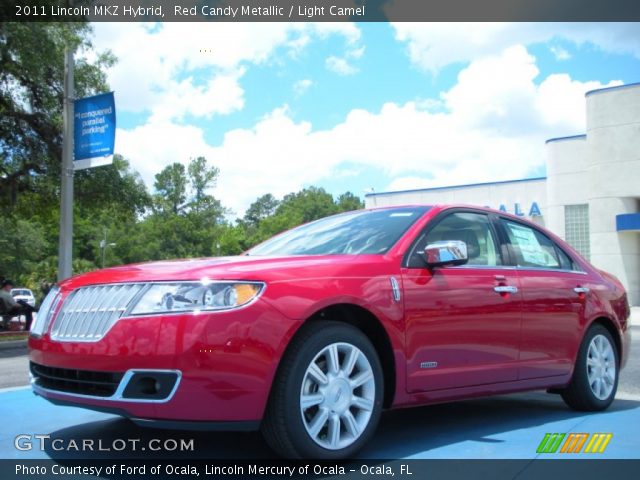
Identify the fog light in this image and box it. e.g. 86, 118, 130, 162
137, 376, 160, 395
121, 371, 179, 400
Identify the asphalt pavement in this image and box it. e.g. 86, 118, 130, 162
0, 342, 29, 390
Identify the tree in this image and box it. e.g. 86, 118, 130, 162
154, 163, 188, 215
240, 188, 365, 248
0, 22, 115, 205
75, 155, 151, 219
243, 193, 279, 227
187, 156, 219, 213
0, 216, 48, 284
276, 186, 338, 224
336, 191, 364, 212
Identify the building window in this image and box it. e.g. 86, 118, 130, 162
565, 204, 590, 260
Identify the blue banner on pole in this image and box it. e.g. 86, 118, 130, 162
74, 92, 116, 170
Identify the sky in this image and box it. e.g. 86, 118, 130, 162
88, 22, 640, 217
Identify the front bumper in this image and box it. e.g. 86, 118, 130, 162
29, 301, 297, 425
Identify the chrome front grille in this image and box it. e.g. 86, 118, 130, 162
50, 284, 145, 342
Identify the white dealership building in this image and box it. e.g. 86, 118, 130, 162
365, 83, 640, 305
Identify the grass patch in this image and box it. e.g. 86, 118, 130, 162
0, 333, 27, 342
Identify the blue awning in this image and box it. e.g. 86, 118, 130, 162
616, 213, 640, 232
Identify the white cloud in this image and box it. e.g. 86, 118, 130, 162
385, 177, 434, 193
325, 43, 365, 75
92, 22, 362, 120
535, 73, 620, 130
149, 69, 246, 122
391, 23, 640, 71
326, 56, 359, 76
441, 45, 540, 132
293, 79, 313, 97
116, 45, 620, 217
550, 45, 571, 61
349, 46, 366, 59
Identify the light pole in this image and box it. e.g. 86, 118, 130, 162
100, 228, 116, 268
58, 34, 75, 281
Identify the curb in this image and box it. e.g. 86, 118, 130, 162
0, 339, 27, 350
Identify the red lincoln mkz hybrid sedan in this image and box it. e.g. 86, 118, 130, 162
29, 205, 631, 458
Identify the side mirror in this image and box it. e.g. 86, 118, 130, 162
423, 240, 468, 268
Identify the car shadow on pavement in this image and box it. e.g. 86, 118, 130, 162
44, 391, 639, 460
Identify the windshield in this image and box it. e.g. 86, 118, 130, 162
247, 206, 430, 256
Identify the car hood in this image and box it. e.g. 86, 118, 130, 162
61, 254, 385, 290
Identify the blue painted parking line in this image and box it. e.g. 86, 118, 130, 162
2, 388, 638, 460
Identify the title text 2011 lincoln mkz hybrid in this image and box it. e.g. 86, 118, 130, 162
29, 205, 631, 458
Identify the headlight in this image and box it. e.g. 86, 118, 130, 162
128, 281, 264, 316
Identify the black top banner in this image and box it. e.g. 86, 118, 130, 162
3, 0, 640, 22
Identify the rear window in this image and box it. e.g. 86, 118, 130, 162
501, 219, 575, 270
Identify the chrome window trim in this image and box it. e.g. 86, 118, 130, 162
513, 266, 588, 275
31, 368, 182, 404
441, 265, 587, 275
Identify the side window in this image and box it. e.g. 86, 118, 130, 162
501, 219, 574, 270
555, 245, 576, 271
410, 212, 502, 267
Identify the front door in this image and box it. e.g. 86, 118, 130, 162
403, 211, 522, 392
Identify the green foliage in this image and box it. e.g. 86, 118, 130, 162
0, 22, 115, 205
336, 191, 365, 212
0, 216, 48, 284
188, 156, 219, 213
153, 162, 188, 215
238, 187, 366, 249
75, 155, 151, 219
243, 193, 279, 227
277, 186, 337, 224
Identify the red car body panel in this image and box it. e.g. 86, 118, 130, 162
29, 205, 631, 426
402, 266, 523, 392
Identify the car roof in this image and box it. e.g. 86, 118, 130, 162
385, 202, 545, 217
364, 203, 519, 219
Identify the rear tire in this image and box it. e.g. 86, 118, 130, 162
561, 324, 618, 411
261, 321, 383, 459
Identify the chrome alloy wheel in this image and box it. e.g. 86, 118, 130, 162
586, 334, 616, 400
299, 342, 376, 450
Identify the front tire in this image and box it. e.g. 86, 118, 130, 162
561, 324, 619, 411
261, 321, 383, 459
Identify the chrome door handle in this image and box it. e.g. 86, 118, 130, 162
574, 287, 590, 294
494, 285, 518, 294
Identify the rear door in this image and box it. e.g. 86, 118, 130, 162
498, 218, 588, 379
402, 210, 522, 392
